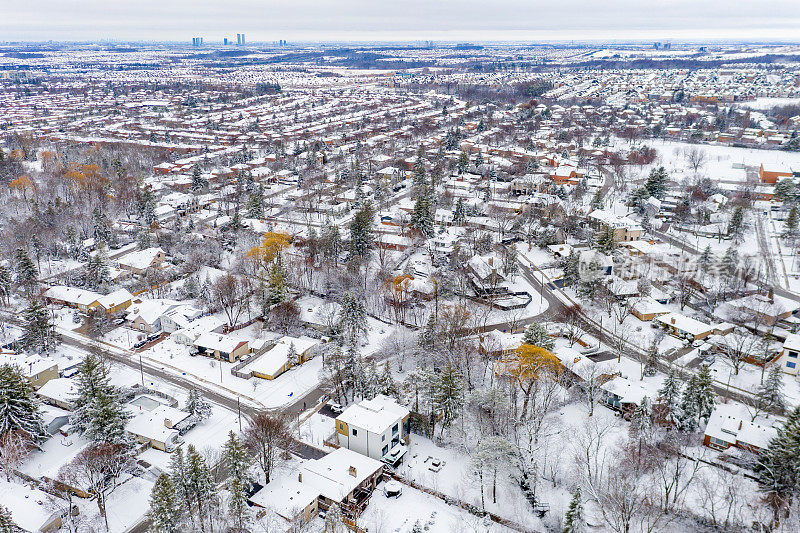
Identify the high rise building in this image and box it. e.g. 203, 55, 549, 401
236, 33, 245, 45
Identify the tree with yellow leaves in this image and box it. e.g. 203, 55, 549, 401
506, 344, 561, 420
9, 175, 34, 202
246, 232, 290, 275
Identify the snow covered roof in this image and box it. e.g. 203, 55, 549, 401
705, 403, 778, 450
249, 474, 319, 519
97, 288, 133, 309
194, 332, 248, 354
337, 394, 410, 434
35, 377, 77, 405
0, 479, 60, 532
301, 447, 384, 502
126, 404, 189, 443
655, 313, 715, 337
44, 285, 100, 306
118, 247, 165, 271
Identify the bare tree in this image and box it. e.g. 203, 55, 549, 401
211, 273, 249, 328
244, 411, 293, 483
685, 147, 707, 174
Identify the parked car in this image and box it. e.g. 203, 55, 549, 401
328, 402, 344, 414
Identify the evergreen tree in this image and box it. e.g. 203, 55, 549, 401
0, 364, 46, 441
757, 365, 786, 414
184, 388, 212, 422
698, 245, 713, 274
457, 151, 470, 175
432, 365, 464, 434
630, 397, 652, 441
785, 205, 799, 239
595, 225, 617, 254
377, 361, 397, 397
349, 203, 374, 260
644, 166, 669, 199
13, 248, 37, 296
185, 444, 216, 533
0, 266, 10, 306
86, 251, 111, 290
169, 448, 193, 528
643, 339, 659, 377
191, 166, 207, 191
754, 407, 800, 527
222, 432, 252, 532
246, 185, 264, 219
453, 197, 466, 225
21, 299, 54, 353
522, 323, 555, 351
410, 195, 434, 237
559, 250, 580, 286
562, 487, 585, 533
148, 474, 181, 533
0, 505, 19, 533
677, 375, 699, 432
721, 246, 739, 282
72, 353, 131, 444
267, 262, 286, 305
727, 206, 745, 238
657, 368, 682, 420
694, 365, 716, 422
339, 291, 368, 349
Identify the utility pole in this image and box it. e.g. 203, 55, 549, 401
237, 396, 242, 432
139, 353, 144, 386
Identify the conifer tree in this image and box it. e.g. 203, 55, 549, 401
0, 266, 11, 306
677, 375, 699, 432
0, 505, 19, 533
185, 388, 212, 422
562, 487, 585, 533
339, 291, 368, 349
784, 205, 799, 239
522, 323, 555, 351
453, 197, 466, 225
185, 444, 216, 533
727, 206, 745, 238
377, 361, 397, 397
13, 248, 37, 296
169, 448, 193, 528
222, 432, 252, 532
0, 364, 46, 441
349, 202, 375, 260
148, 474, 181, 533
432, 365, 464, 435
754, 406, 800, 527
757, 365, 786, 415
694, 365, 716, 422
72, 353, 131, 444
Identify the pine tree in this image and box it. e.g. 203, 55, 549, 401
86, 251, 111, 290
754, 406, 800, 527
630, 397, 652, 441
698, 245, 713, 274
785, 205, 799, 239
562, 487, 585, 533
339, 291, 367, 349
453, 197, 466, 225
0, 505, 19, 533
657, 368, 682, 423
185, 444, 216, 533
643, 339, 659, 377
377, 361, 397, 397
694, 365, 716, 422
522, 323, 555, 351
677, 375, 699, 432
410, 195, 434, 237
222, 432, 252, 532
185, 388, 212, 422
757, 365, 786, 414
727, 206, 745, 238
432, 365, 464, 435
148, 474, 181, 533
349, 203, 374, 260
0, 364, 46, 441
13, 248, 37, 296
191, 166, 207, 191
72, 353, 131, 444
246, 185, 264, 219
595, 225, 617, 254
644, 166, 668, 199
267, 262, 286, 305
21, 299, 54, 353
0, 266, 10, 306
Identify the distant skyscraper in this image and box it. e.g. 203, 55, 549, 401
236, 33, 245, 45
224, 37, 229, 45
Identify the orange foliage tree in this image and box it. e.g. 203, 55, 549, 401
505, 344, 561, 419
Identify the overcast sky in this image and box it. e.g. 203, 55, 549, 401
2, 1, 799, 43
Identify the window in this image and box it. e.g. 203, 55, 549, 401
352, 428, 358, 436
709, 436, 729, 449
789, 351, 798, 358
788, 362, 796, 369
382, 445, 388, 456
392, 423, 399, 434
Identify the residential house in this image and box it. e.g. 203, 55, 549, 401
118, 247, 166, 275
193, 332, 250, 362
35, 377, 78, 410
242, 336, 320, 380
780, 333, 800, 375
588, 209, 644, 242
126, 404, 190, 452
704, 404, 778, 453
336, 395, 411, 465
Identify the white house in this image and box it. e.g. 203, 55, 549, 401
780, 333, 800, 376
336, 394, 410, 465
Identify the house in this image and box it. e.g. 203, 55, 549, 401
36, 377, 78, 410
171, 315, 225, 345
466, 252, 505, 294
0, 479, 66, 532
703, 404, 778, 453
336, 395, 411, 465
780, 333, 800, 375
242, 336, 320, 380
160, 305, 204, 333
193, 332, 250, 362
759, 163, 793, 184
296, 296, 341, 331
126, 299, 180, 333
126, 404, 190, 452
300, 447, 384, 517
250, 447, 384, 524
96, 288, 134, 315
118, 247, 166, 275
655, 312, 716, 341
599, 376, 649, 415
588, 209, 643, 242
1, 352, 59, 390
479, 330, 524, 357
630, 296, 670, 321
553, 347, 619, 385
44, 285, 101, 313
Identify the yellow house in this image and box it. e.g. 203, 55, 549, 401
242, 336, 321, 380
193, 333, 250, 362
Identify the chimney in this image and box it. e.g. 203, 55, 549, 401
164, 418, 173, 428
488, 256, 494, 267
670, 317, 676, 325
768, 287, 774, 304
349, 466, 357, 478
298, 473, 302, 482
